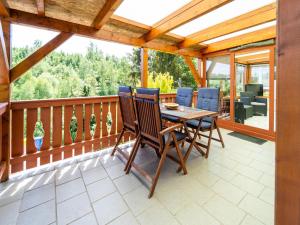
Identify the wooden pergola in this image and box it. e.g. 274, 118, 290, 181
0, 1, 298, 224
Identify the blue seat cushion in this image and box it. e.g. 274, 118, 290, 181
163, 130, 187, 145
176, 87, 193, 107
197, 88, 220, 112
161, 114, 180, 123
186, 119, 212, 129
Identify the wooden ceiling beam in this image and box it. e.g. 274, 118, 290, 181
183, 56, 201, 85
6, 10, 201, 57
179, 3, 276, 49
10, 32, 73, 82
202, 26, 276, 54
36, 0, 45, 17
143, 0, 233, 42
92, 0, 123, 29
0, 2, 9, 17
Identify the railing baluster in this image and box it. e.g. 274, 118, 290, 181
93, 103, 101, 150
26, 108, 37, 169
110, 101, 117, 146
102, 102, 109, 148
52, 106, 62, 162
63, 105, 73, 159
74, 104, 83, 155
84, 104, 92, 153
40, 107, 51, 165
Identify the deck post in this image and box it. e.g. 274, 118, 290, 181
0, 19, 10, 182
276, 0, 300, 224
140, 47, 148, 88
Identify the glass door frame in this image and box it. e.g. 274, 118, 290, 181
203, 45, 276, 141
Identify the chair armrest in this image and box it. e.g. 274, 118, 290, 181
255, 97, 267, 104
159, 123, 183, 136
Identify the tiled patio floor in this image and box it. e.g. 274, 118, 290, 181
0, 129, 275, 225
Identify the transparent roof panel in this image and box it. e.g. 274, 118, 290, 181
202, 21, 276, 45
171, 0, 276, 36
114, 0, 191, 26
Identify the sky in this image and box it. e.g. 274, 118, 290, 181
11, 25, 134, 57
11, 0, 275, 57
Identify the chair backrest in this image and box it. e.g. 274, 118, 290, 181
197, 88, 220, 112
118, 86, 136, 132
245, 84, 263, 96
176, 87, 193, 107
134, 93, 162, 147
136, 88, 160, 99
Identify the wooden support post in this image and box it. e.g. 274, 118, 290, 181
197, 58, 202, 87
10, 32, 72, 82
140, 48, 148, 88
276, 1, 300, 224
0, 19, 10, 182
183, 56, 201, 86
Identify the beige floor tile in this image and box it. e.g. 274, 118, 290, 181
213, 155, 238, 169
69, 212, 98, 225
87, 177, 116, 202
250, 160, 275, 176
234, 164, 263, 181
241, 215, 265, 225
204, 195, 245, 225
0, 182, 26, 207
23, 170, 56, 192
108, 211, 138, 225
57, 192, 92, 225
259, 173, 275, 189
93, 192, 128, 225
212, 179, 246, 204
192, 170, 220, 187
79, 157, 103, 172
208, 163, 237, 181
56, 178, 85, 203
0, 201, 20, 225
56, 164, 81, 185
123, 186, 160, 216
231, 174, 265, 197
113, 174, 142, 195
17, 200, 56, 225
20, 183, 55, 212
227, 152, 253, 165
176, 203, 221, 225
82, 166, 108, 185
106, 163, 126, 180
259, 187, 275, 205
100, 154, 122, 168
138, 204, 180, 225
239, 194, 274, 225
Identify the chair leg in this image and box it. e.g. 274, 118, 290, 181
148, 137, 172, 198
125, 136, 141, 173
111, 129, 125, 156
205, 126, 213, 159
215, 120, 225, 148
171, 133, 187, 175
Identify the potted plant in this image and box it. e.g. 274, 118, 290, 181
33, 121, 45, 151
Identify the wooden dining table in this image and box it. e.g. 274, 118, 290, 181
160, 105, 218, 170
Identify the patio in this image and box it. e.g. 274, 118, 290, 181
0, 128, 275, 225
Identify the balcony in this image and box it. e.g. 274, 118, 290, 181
0, 94, 275, 225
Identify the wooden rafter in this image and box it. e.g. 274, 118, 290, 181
142, 0, 233, 42
183, 56, 201, 85
36, 0, 45, 17
6, 10, 201, 57
10, 32, 72, 82
92, 0, 123, 29
202, 26, 276, 54
179, 3, 276, 49
0, 1, 9, 17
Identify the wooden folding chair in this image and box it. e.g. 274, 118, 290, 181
111, 86, 138, 160
125, 93, 188, 198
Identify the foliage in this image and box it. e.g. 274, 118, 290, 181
11, 41, 198, 100
70, 114, 78, 142
33, 121, 45, 138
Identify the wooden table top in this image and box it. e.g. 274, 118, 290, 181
160, 105, 218, 121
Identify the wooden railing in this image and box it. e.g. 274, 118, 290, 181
9, 92, 198, 173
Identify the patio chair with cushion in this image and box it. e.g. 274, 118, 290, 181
186, 88, 225, 158
111, 86, 138, 157
125, 93, 188, 198
162, 87, 193, 123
